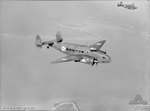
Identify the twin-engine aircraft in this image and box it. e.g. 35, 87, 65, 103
117, 1, 137, 10
35, 31, 111, 66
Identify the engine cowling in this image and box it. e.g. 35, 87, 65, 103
80, 57, 98, 66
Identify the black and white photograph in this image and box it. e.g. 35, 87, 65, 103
0, 0, 150, 111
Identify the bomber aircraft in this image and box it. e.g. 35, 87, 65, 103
35, 31, 111, 66
117, 1, 137, 10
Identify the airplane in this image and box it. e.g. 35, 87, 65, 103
117, 1, 137, 10
35, 31, 111, 66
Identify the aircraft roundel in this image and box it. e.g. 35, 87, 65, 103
61, 46, 66, 52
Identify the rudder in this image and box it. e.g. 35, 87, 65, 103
35, 35, 43, 48
56, 31, 63, 42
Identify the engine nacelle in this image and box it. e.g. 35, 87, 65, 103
80, 57, 98, 66
90, 47, 97, 51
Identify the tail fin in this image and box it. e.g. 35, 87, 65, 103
117, 1, 123, 7
120, 1, 123, 6
35, 35, 43, 48
56, 31, 63, 42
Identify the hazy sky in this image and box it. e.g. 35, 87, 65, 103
0, 1, 150, 111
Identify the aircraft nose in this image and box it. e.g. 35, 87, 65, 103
106, 55, 111, 63
108, 56, 111, 62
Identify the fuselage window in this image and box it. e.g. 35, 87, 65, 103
67, 48, 76, 52
78, 50, 84, 53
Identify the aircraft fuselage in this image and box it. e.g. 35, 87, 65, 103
51, 42, 111, 63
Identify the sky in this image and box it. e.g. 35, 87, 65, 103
0, 1, 150, 111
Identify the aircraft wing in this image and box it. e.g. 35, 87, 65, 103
89, 40, 106, 50
51, 55, 82, 64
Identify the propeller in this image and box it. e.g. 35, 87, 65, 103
92, 58, 98, 66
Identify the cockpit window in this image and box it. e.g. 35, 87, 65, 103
103, 57, 106, 59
